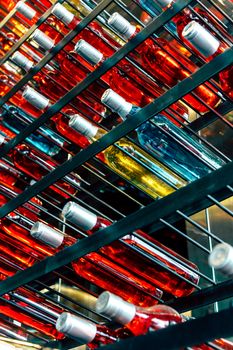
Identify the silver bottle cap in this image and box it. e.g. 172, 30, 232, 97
69, 115, 98, 139
74, 40, 103, 66
15, 1, 36, 20
31, 29, 55, 51
108, 13, 136, 39
156, 0, 172, 7
23, 86, 50, 110
208, 243, 233, 277
11, 51, 33, 71
30, 222, 64, 248
0, 134, 6, 145
51, 3, 74, 25
96, 291, 136, 325
56, 313, 96, 343
101, 89, 132, 119
62, 202, 97, 231
182, 21, 220, 58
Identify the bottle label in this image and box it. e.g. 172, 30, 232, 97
52, 3, 74, 25
15, 1, 36, 20
62, 202, 97, 230
30, 222, 64, 248
75, 40, 103, 66
108, 13, 136, 39
31, 29, 55, 51
182, 21, 220, 58
156, 0, 173, 7
56, 313, 97, 343
101, 89, 132, 119
69, 115, 98, 139
11, 51, 34, 71
23, 87, 50, 110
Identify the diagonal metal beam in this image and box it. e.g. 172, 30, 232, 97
0, 161, 232, 296
0, 47, 232, 218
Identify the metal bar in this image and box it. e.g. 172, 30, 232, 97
0, 48, 232, 218
0, 162, 232, 296
0, 0, 196, 157
167, 279, 233, 313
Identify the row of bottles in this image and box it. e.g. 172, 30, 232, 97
0, 0, 231, 346
54, 290, 233, 349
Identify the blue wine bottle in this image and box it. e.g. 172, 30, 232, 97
101, 89, 226, 182
1, 105, 66, 157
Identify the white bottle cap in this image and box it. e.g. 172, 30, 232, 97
51, 3, 74, 25
15, 1, 36, 20
108, 12, 136, 39
101, 89, 132, 119
30, 222, 64, 248
61, 202, 97, 231
11, 51, 34, 71
56, 313, 96, 343
0, 135, 6, 145
96, 291, 136, 325
74, 40, 103, 66
182, 21, 220, 58
30, 29, 55, 51
208, 243, 233, 277
69, 115, 98, 139
156, 0, 173, 7
23, 86, 50, 110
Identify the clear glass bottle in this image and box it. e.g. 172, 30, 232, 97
101, 89, 226, 182
69, 115, 187, 198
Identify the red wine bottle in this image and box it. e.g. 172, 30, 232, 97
62, 201, 199, 297
30, 221, 163, 307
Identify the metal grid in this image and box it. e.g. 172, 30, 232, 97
0, 0, 232, 348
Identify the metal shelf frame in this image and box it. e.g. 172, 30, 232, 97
0, 0, 233, 348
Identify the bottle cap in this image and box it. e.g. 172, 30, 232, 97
30, 29, 55, 51
61, 202, 97, 231
69, 115, 98, 139
96, 291, 136, 325
56, 313, 97, 343
182, 21, 220, 58
0, 134, 6, 145
208, 243, 233, 277
11, 51, 34, 71
74, 40, 103, 66
15, 1, 36, 20
23, 86, 50, 110
30, 222, 64, 248
108, 13, 136, 39
156, 0, 173, 7
101, 89, 132, 119
51, 3, 74, 25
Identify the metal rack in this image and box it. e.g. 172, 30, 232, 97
0, 0, 232, 348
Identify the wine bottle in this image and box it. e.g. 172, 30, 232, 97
0, 298, 63, 340
101, 89, 226, 182
3, 0, 51, 12
56, 312, 116, 349
74, 39, 188, 122
62, 201, 199, 297
96, 291, 182, 336
51, 4, 188, 120
208, 243, 233, 277
10, 50, 106, 119
69, 115, 187, 197
182, 21, 232, 98
0, 104, 66, 157
108, 13, 220, 113
30, 221, 163, 306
